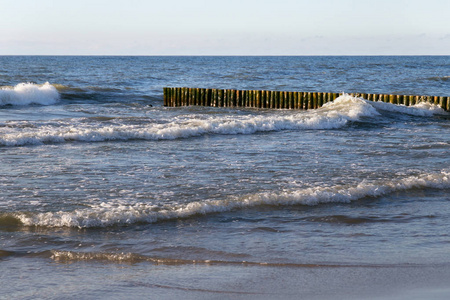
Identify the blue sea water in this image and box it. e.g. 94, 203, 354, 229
0, 56, 449, 299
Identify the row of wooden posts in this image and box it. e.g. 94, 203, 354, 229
163, 87, 449, 111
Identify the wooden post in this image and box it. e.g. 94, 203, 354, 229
299, 92, 305, 109
198, 88, 203, 106
286, 91, 290, 109
306, 92, 311, 110
169, 87, 173, 106
170, 87, 175, 106
163, 87, 168, 106
403, 95, 410, 106
439, 96, 445, 110
204, 88, 209, 106
312, 92, 317, 109
271, 91, 277, 108
187, 88, 192, 106
407, 95, 413, 106
222, 89, 228, 107
318, 92, 323, 108
231, 90, 236, 107
229, 89, 234, 107
259, 90, 264, 108
194, 88, 199, 105
292, 92, 296, 109
286, 92, 290, 109
180, 87, 184, 106
268, 91, 273, 108
293, 92, 298, 109
281, 91, 286, 109
235, 90, 240, 107
171, 87, 175, 107
191, 88, 195, 106
389, 94, 395, 104
210, 89, 216, 107
204, 89, 209, 106
235, 90, 239, 107
195, 88, 200, 105
219, 89, 224, 107
245, 90, 249, 107
190, 88, 195, 105
260, 90, 265, 108
172, 88, 176, 106
277, 91, 282, 109
170, 88, 174, 106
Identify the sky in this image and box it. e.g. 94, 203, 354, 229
1, 0, 450, 55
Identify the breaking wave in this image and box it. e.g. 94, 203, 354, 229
0, 95, 376, 146
12, 170, 450, 228
0, 94, 445, 147
367, 99, 447, 116
0, 82, 60, 106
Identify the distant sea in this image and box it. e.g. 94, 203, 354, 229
1, 56, 449, 299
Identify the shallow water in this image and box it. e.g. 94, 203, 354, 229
1, 56, 449, 299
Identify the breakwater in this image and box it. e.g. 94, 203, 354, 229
163, 87, 449, 111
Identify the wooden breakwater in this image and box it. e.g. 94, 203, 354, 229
163, 87, 449, 111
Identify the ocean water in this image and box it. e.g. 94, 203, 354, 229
0, 56, 449, 299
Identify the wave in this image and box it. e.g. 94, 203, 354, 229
366, 99, 447, 116
47, 250, 394, 268
0, 82, 60, 106
0, 95, 377, 146
12, 169, 450, 228
1, 249, 390, 269
0, 95, 445, 147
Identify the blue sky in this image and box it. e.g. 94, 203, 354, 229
1, 0, 449, 55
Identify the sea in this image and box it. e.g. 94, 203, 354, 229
0, 56, 449, 300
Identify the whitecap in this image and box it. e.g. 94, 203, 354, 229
0, 82, 60, 106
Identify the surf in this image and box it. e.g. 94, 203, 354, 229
0, 82, 60, 106
0, 95, 383, 147
11, 169, 450, 228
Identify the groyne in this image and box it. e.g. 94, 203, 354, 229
163, 87, 449, 111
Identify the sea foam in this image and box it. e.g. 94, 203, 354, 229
365, 98, 447, 116
0, 82, 60, 106
15, 170, 450, 228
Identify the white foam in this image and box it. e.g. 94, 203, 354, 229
321, 94, 380, 119
365, 98, 447, 116
16, 170, 450, 228
0, 82, 60, 106
0, 96, 375, 146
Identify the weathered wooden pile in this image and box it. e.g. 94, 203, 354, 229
163, 87, 449, 111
